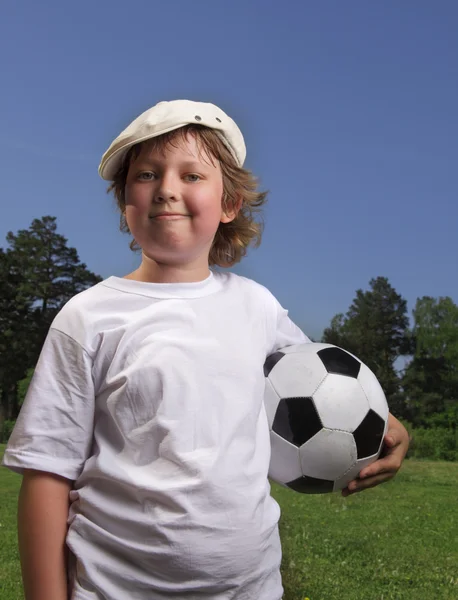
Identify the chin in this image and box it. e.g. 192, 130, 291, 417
141, 247, 202, 267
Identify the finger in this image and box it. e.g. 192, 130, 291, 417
359, 459, 391, 478
360, 435, 405, 478
355, 448, 404, 479
342, 472, 393, 496
383, 434, 397, 447
359, 455, 401, 479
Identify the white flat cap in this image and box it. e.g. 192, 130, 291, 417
98, 99, 246, 180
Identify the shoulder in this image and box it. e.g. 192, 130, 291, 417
51, 278, 123, 351
213, 270, 277, 304
213, 271, 285, 335
53, 279, 113, 321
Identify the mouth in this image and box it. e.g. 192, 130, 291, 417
149, 213, 190, 220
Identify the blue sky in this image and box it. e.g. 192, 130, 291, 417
1, 0, 457, 340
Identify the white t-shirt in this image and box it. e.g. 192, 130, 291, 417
3, 271, 309, 600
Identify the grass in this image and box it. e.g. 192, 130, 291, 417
1, 445, 457, 600
0, 446, 22, 600
275, 460, 458, 600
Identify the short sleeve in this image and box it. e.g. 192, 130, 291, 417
266, 290, 311, 355
2, 329, 95, 480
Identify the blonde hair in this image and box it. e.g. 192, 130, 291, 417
107, 124, 268, 267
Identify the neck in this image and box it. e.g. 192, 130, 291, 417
124, 254, 211, 284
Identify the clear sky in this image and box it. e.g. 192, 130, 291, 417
1, 0, 457, 340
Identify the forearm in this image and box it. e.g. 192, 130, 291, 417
18, 470, 72, 600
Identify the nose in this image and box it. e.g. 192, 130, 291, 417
153, 173, 179, 203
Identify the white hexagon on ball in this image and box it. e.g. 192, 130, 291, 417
299, 428, 357, 481
268, 345, 327, 400
313, 374, 370, 432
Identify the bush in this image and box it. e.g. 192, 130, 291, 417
0, 419, 16, 444
408, 426, 457, 461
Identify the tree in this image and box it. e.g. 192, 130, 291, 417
0, 216, 102, 422
6, 216, 101, 338
0, 249, 34, 423
402, 297, 458, 428
411, 296, 458, 365
322, 277, 410, 409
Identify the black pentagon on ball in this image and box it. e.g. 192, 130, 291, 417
353, 409, 386, 458
317, 347, 361, 378
263, 351, 285, 377
287, 474, 334, 494
272, 396, 322, 447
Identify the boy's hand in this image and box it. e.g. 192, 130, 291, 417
341, 413, 410, 497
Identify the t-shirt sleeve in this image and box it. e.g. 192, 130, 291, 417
2, 328, 95, 480
265, 288, 311, 356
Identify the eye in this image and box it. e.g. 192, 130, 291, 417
185, 174, 201, 182
137, 171, 156, 181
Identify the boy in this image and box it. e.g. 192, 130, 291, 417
2, 100, 409, 600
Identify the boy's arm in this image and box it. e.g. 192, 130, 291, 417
341, 413, 410, 496
18, 469, 73, 600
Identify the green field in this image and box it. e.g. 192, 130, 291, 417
1, 445, 457, 600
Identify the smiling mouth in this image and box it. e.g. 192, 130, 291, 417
150, 214, 190, 220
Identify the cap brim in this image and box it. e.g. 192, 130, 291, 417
98, 121, 193, 180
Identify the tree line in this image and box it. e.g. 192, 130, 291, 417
1, 217, 457, 455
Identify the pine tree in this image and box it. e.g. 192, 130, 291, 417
0, 216, 101, 422
322, 277, 409, 409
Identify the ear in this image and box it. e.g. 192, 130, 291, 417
220, 194, 242, 224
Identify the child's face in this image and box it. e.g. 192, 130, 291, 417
124, 132, 235, 269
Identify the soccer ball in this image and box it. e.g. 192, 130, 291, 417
264, 343, 389, 494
